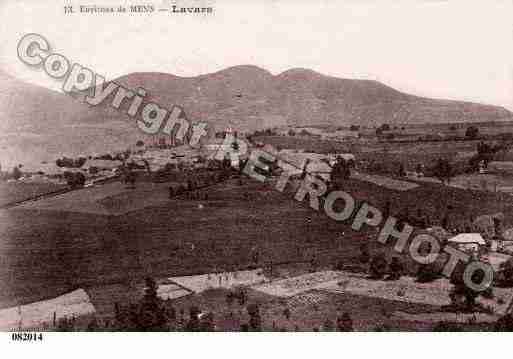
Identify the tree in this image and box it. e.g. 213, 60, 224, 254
222, 157, 231, 170
383, 200, 391, 220
416, 263, 440, 283
469, 141, 500, 171
247, 303, 262, 331
199, 312, 215, 331
76, 157, 87, 167
74, 172, 86, 187
379, 124, 391, 131
11, 166, 22, 180
336, 313, 353, 331
433, 321, 464, 331
87, 317, 100, 331
369, 253, 388, 279
322, 319, 334, 331
465, 126, 479, 139
397, 163, 406, 177
125, 170, 137, 189
136, 140, 145, 147
331, 157, 351, 185
495, 314, 513, 331
387, 257, 404, 280
64, 172, 85, 188
349, 125, 360, 131
185, 306, 201, 331
449, 262, 483, 310
283, 307, 291, 320
433, 158, 453, 184
358, 243, 371, 264
137, 277, 168, 331
498, 257, 513, 287
56, 156, 86, 168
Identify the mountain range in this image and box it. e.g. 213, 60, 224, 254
113, 65, 512, 129
0, 65, 511, 168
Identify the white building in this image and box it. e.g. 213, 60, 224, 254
448, 233, 486, 253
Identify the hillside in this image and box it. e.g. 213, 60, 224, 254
0, 70, 143, 169
112, 65, 512, 129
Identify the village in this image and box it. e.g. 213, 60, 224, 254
2, 122, 513, 331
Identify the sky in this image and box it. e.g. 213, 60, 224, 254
1, 0, 512, 110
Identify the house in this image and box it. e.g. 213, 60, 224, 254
82, 159, 122, 172
473, 212, 504, 239
329, 153, 356, 164
488, 161, 513, 174
321, 130, 359, 140
448, 233, 486, 253
23, 162, 64, 177
203, 138, 226, 153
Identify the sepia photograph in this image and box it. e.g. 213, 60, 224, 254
1, 0, 513, 355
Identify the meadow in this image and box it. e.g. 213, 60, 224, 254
1, 167, 512, 312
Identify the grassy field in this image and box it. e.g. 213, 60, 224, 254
3, 125, 513, 329
2, 166, 513, 312
253, 135, 481, 175
0, 181, 67, 207
169, 286, 440, 331
256, 134, 481, 164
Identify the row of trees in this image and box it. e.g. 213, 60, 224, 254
389, 139, 511, 183
361, 248, 494, 312
56, 156, 87, 168
0, 164, 24, 180
63, 171, 86, 188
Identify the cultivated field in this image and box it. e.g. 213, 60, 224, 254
2, 166, 513, 315
0, 181, 67, 207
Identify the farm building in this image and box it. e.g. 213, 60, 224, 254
20, 162, 64, 177
447, 233, 486, 253
473, 212, 504, 239
321, 130, 359, 140
274, 151, 356, 181
82, 159, 122, 172
330, 153, 356, 163
488, 161, 513, 174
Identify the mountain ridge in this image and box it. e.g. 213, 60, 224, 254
0, 65, 513, 166
1, 65, 512, 167
2, 65, 511, 133
111, 66, 512, 130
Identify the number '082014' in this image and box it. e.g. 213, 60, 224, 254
11, 332, 43, 341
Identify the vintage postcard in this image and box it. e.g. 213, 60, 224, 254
1, 0, 513, 345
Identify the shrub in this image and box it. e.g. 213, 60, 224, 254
64, 171, 86, 188
433, 321, 464, 331
11, 166, 22, 180
336, 313, 353, 332
387, 257, 404, 280
498, 258, 513, 286
495, 314, 513, 331
465, 126, 479, 139
416, 264, 440, 283
369, 253, 388, 279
